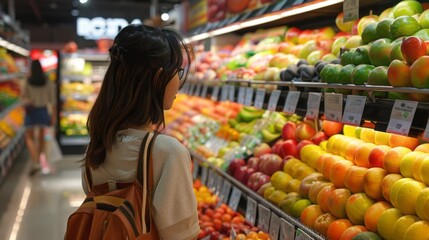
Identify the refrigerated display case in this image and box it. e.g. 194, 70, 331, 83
58, 51, 108, 154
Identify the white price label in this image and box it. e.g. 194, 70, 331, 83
245, 87, 254, 106
220, 181, 232, 204
228, 187, 242, 211
324, 93, 343, 122
254, 89, 266, 109
201, 85, 208, 98
387, 100, 418, 135
423, 117, 429, 141
257, 204, 271, 233
306, 92, 322, 120
221, 85, 229, 102
238, 87, 246, 104
295, 229, 314, 240
207, 169, 215, 189
229, 85, 236, 102
343, 0, 359, 22
211, 86, 220, 101
194, 84, 202, 96
269, 214, 281, 240
342, 95, 366, 126
280, 219, 295, 240
192, 161, 199, 180
216, 174, 223, 194
283, 91, 301, 114
268, 90, 281, 111
246, 197, 257, 226
201, 167, 208, 185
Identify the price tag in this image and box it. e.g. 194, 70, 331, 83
306, 92, 322, 120
211, 86, 220, 101
280, 219, 295, 240
216, 174, 223, 194
283, 91, 301, 114
342, 95, 366, 126
254, 89, 266, 109
189, 84, 196, 96
201, 85, 208, 98
343, 0, 359, 22
387, 100, 418, 135
220, 181, 232, 204
267, 90, 281, 111
238, 87, 246, 104
257, 204, 271, 232
231, 226, 237, 240
194, 84, 202, 96
269, 213, 281, 240
324, 93, 343, 122
201, 166, 208, 185
207, 169, 215, 190
246, 197, 257, 226
295, 228, 314, 240
423, 118, 429, 141
221, 85, 229, 102
229, 85, 236, 102
245, 87, 254, 106
228, 187, 242, 211
192, 161, 199, 180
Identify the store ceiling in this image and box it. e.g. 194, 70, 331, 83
7, 0, 182, 27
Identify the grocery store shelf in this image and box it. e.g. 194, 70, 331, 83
61, 52, 109, 62
0, 73, 25, 82
0, 37, 29, 57
0, 101, 22, 120
60, 135, 89, 146
190, 149, 325, 240
0, 128, 25, 183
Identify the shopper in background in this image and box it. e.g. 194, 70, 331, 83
22, 59, 57, 176
82, 24, 199, 240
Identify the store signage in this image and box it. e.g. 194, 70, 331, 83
77, 17, 142, 40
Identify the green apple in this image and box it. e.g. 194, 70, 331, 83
419, 9, 429, 28
393, 0, 423, 18
331, 36, 348, 56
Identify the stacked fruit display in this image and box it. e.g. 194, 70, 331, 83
0, 81, 20, 111
0, 107, 24, 151
193, 179, 270, 240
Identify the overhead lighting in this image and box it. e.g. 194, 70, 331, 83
79, 0, 88, 3
161, 13, 170, 22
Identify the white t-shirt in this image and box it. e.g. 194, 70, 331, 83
83, 128, 200, 240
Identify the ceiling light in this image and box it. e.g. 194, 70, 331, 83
161, 13, 169, 22
79, 0, 88, 3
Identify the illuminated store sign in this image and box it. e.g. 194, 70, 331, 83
77, 17, 142, 40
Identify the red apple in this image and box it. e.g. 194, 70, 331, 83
246, 172, 271, 191
259, 153, 283, 176
285, 27, 302, 44
253, 142, 272, 157
233, 165, 249, 182
272, 139, 284, 156
401, 36, 427, 65
311, 131, 329, 145
280, 139, 299, 158
282, 121, 297, 140
246, 156, 261, 171
242, 167, 256, 185
295, 123, 317, 141
228, 158, 246, 175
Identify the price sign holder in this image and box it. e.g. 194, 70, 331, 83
220, 181, 232, 204
423, 118, 429, 142
201, 84, 208, 98
257, 204, 271, 233
254, 89, 266, 109
228, 187, 242, 211
343, 0, 359, 22
342, 95, 366, 126
269, 213, 281, 240
386, 100, 418, 135
246, 197, 257, 226
189, 84, 196, 96
194, 84, 202, 97
306, 92, 322, 120
324, 93, 343, 122
201, 166, 208, 185
267, 90, 281, 111
283, 91, 301, 114
192, 161, 199, 180
238, 87, 246, 104
245, 87, 255, 106
229, 85, 236, 102
295, 228, 314, 240
211, 86, 220, 101
221, 85, 229, 102
280, 219, 295, 240
207, 169, 215, 190
215, 174, 223, 195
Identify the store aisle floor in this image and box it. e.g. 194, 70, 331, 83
0, 151, 85, 240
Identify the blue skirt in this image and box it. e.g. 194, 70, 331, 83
25, 106, 51, 127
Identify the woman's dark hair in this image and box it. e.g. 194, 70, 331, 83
28, 59, 47, 86
84, 24, 192, 168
